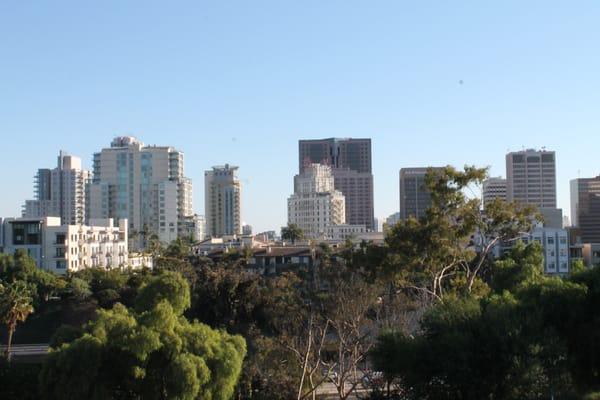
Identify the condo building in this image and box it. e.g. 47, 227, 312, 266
87, 137, 193, 247
22, 151, 91, 225
205, 165, 242, 237
0, 217, 151, 274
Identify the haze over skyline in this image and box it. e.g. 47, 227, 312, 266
2, 1, 600, 233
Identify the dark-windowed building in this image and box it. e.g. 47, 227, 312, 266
298, 138, 374, 230
399, 167, 443, 220
571, 176, 600, 243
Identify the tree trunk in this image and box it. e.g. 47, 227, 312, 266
6, 326, 15, 362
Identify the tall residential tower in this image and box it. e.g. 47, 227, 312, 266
22, 151, 91, 225
88, 137, 193, 247
204, 164, 241, 237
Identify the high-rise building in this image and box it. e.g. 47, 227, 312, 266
506, 149, 561, 228
287, 164, 346, 239
88, 137, 193, 247
399, 167, 442, 220
22, 151, 91, 225
570, 176, 600, 243
205, 164, 241, 237
482, 177, 507, 208
506, 149, 557, 208
298, 138, 374, 230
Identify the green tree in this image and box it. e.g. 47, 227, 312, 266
385, 166, 537, 301
0, 281, 34, 361
40, 272, 246, 400
281, 223, 304, 245
135, 270, 190, 316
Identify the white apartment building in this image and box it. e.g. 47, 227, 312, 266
88, 137, 193, 248
205, 165, 242, 237
0, 217, 150, 275
288, 164, 346, 239
23, 151, 91, 225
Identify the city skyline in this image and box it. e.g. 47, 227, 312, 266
1, 135, 594, 234
2, 2, 600, 233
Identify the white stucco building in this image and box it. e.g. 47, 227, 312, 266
0, 217, 150, 275
288, 164, 346, 239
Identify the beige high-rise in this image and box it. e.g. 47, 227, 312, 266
506, 149, 557, 208
288, 164, 345, 239
205, 164, 241, 237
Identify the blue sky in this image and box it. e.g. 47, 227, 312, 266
1, 1, 599, 233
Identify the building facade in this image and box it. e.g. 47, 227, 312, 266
482, 177, 507, 208
205, 165, 241, 237
399, 167, 442, 220
570, 176, 600, 243
298, 138, 374, 230
88, 137, 193, 247
22, 151, 91, 225
506, 149, 557, 208
288, 164, 346, 239
0, 217, 143, 275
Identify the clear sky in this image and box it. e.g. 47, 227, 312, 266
1, 1, 600, 233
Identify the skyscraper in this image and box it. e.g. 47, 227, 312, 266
22, 151, 91, 225
506, 149, 557, 208
205, 164, 241, 237
298, 138, 374, 230
88, 136, 193, 247
288, 163, 346, 239
506, 149, 561, 228
482, 177, 507, 208
399, 167, 442, 220
570, 176, 600, 243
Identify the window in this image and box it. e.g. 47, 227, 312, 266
547, 237, 554, 245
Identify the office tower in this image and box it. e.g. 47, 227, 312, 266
570, 176, 600, 243
506, 149, 557, 208
482, 177, 507, 208
506, 149, 561, 228
298, 138, 374, 230
205, 164, 241, 237
399, 167, 443, 220
22, 151, 91, 225
287, 164, 346, 239
88, 136, 193, 247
